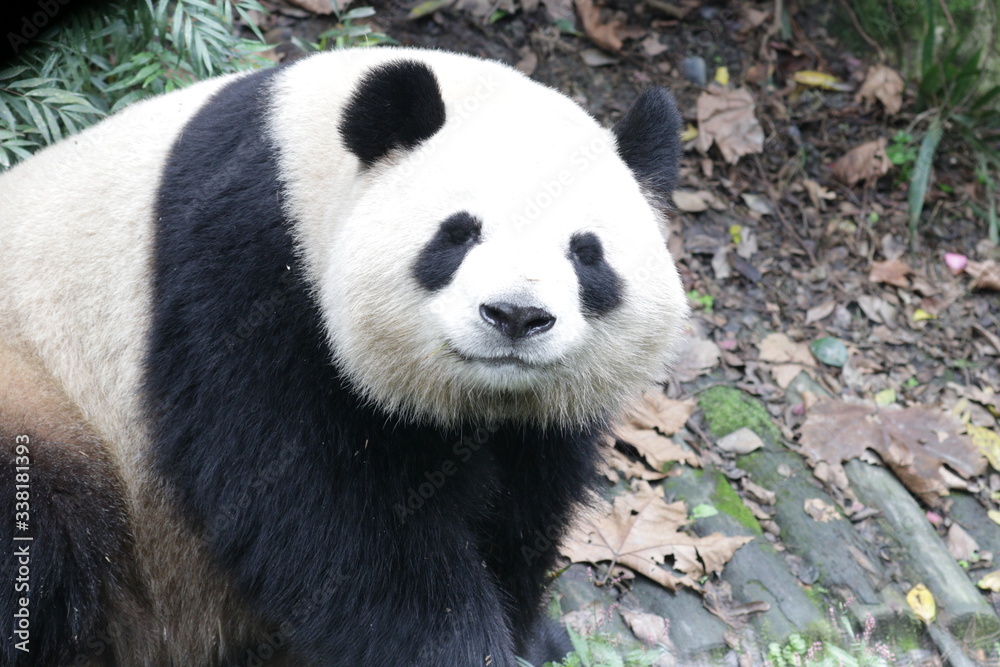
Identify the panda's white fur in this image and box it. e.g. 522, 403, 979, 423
0, 76, 263, 663
0, 47, 687, 665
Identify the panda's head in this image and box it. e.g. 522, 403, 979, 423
275, 52, 689, 428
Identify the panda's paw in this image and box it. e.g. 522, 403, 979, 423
518, 617, 573, 666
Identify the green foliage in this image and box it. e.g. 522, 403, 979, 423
535, 626, 665, 667
292, 6, 395, 53
886, 130, 917, 181
686, 289, 714, 314
0, 0, 270, 170
906, 0, 1000, 244
764, 612, 897, 666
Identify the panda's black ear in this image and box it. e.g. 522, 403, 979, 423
339, 60, 447, 168
613, 88, 682, 201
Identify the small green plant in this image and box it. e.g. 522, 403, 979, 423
0, 0, 269, 169
767, 632, 812, 667
886, 130, 918, 182
517, 602, 669, 667
293, 6, 395, 53
764, 613, 896, 666
542, 626, 666, 667
686, 289, 714, 314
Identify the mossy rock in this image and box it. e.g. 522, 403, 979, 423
698, 386, 780, 442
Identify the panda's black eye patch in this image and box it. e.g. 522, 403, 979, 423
570, 234, 604, 266
443, 216, 479, 246
413, 212, 482, 291
568, 232, 623, 316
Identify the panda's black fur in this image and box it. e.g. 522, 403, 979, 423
1, 53, 684, 666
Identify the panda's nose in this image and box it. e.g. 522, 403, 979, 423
479, 302, 556, 339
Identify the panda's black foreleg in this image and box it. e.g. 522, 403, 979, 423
201, 464, 520, 666
1, 427, 147, 666
482, 424, 603, 665
519, 617, 574, 666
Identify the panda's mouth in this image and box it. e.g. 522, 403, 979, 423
446, 346, 538, 368
462, 353, 533, 367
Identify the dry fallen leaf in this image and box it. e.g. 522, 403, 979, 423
514, 47, 538, 76
803, 178, 836, 210
579, 48, 618, 67
623, 392, 697, 435
804, 497, 842, 523
965, 259, 1000, 291
616, 425, 700, 471
800, 400, 987, 504
673, 190, 711, 212
673, 327, 721, 382
857, 294, 897, 325
831, 138, 891, 186
574, 0, 623, 52
969, 424, 1000, 472
757, 332, 815, 388
793, 70, 852, 91
946, 523, 979, 562
640, 34, 668, 58
619, 608, 672, 647
604, 446, 668, 482
696, 86, 764, 165
856, 65, 905, 115
869, 259, 912, 288
614, 392, 699, 473
561, 481, 753, 590
286, 0, 336, 13
978, 571, 1000, 593
907, 584, 936, 624
805, 300, 836, 325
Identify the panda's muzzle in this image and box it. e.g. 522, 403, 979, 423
479, 302, 556, 340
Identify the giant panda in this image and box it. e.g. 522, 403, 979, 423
0, 47, 687, 665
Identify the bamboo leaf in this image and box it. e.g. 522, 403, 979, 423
23, 99, 51, 144
235, 5, 265, 41
110, 89, 148, 113
6, 143, 35, 161
26, 88, 88, 104
343, 6, 376, 19
0, 96, 17, 130
908, 115, 943, 241
0, 66, 30, 80
41, 103, 62, 143
922, 0, 935, 77
971, 85, 1000, 112
5, 77, 59, 89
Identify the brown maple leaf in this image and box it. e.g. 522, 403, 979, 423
561, 481, 753, 589
799, 400, 986, 504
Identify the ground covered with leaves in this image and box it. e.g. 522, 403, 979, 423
249, 0, 1000, 663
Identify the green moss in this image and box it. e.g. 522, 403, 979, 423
699, 386, 780, 442
711, 473, 763, 535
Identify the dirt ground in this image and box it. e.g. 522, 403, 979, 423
259, 1, 1000, 663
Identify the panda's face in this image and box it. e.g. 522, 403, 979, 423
289, 54, 688, 427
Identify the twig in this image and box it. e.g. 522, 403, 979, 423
972, 323, 1000, 356
753, 155, 817, 265
835, 0, 884, 60
936, 0, 956, 31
